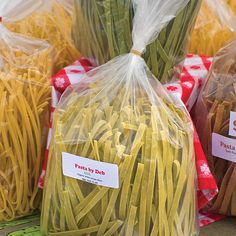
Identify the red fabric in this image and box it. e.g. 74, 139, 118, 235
198, 212, 225, 227
194, 126, 218, 210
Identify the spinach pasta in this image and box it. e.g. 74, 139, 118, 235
72, 0, 201, 83
41, 0, 198, 235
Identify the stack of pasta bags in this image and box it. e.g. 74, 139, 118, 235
41, 0, 199, 235
0, 0, 80, 226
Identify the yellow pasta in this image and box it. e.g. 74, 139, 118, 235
227, 0, 236, 14
5, 0, 80, 73
189, 0, 236, 56
0, 26, 52, 221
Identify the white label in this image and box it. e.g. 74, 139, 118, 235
212, 133, 236, 163
62, 152, 119, 188
229, 111, 236, 137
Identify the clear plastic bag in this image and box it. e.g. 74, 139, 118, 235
194, 40, 236, 215
72, 0, 201, 84
0, 20, 53, 221
1, 0, 80, 73
41, 0, 198, 235
189, 0, 236, 56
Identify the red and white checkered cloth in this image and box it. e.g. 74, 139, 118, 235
165, 54, 213, 111
39, 55, 219, 227
198, 212, 225, 227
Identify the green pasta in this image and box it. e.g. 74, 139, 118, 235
41, 0, 198, 234
41, 86, 197, 235
72, 0, 201, 83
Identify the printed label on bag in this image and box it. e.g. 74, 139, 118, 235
62, 152, 119, 188
229, 111, 236, 137
212, 133, 236, 163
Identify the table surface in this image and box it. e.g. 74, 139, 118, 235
0, 215, 235, 235
200, 217, 236, 236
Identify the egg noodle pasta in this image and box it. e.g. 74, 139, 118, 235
227, 0, 236, 14
189, 0, 236, 56
41, 0, 198, 235
0, 22, 52, 221
2, 0, 80, 73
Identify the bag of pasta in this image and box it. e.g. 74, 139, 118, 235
194, 40, 236, 215
1, 0, 80, 73
189, 0, 236, 56
41, 0, 198, 235
72, 0, 201, 84
0, 18, 53, 221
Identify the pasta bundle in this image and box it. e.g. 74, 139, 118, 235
189, 0, 236, 56
0, 24, 52, 221
41, 88, 197, 236
72, 0, 201, 83
4, 0, 80, 73
194, 40, 236, 215
41, 0, 198, 235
